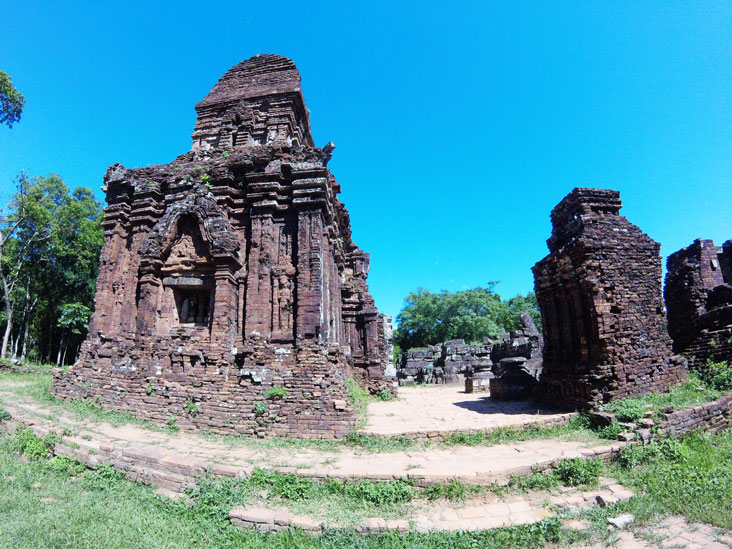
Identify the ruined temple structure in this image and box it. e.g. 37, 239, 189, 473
482, 313, 544, 398
51, 54, 394, 438
532, 188, 687, 409
396, 340, 492, 386
398, 313, 544, 395
665, 239, 732, 366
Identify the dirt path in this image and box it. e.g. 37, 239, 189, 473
0, 389, 620, 485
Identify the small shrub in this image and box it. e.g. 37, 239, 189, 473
83, 463, 125, 491
201, 173, 211, 184
145, 383, 155, 396
553, 458, 601, 487
254, 401, 267, 415
342, 478, 416, 505
423, 480, 471, 501
445, 431, 485, 445
700, 360, 732, 391
184, 397, 200, 416
61, 427, 72, 437
605, 399, 647, 422
250, 468, 315, 500
342, 432, 415, 452
597, 422, 624, 440
14, 426, 55, 460
511, 471, 559, 492
345, 378, 369, 429
324, 478, 343, 494
46, 455, 85, 476
221, 151, 229, 158
619, 437, 685, 469
377, 387, 393, 401
0, 407, 11, 421
167, 414, 178, 428
264, 386, 288, 399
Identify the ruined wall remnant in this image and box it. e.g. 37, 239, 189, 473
484, 312, 544, 399
398, 313, 544, 395
51, 54, 394, 438
532, 188, 686, 409
665, 239, 732, 365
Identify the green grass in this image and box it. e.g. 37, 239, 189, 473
609, 430, 732, 528
508, 457, 602, 492
605, 374, 724, 418
0, 429, 564, 548
550, 428, 732, 548
344, 378, 369, 430
442, 414, 600, 447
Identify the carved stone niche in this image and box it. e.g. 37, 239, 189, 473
158, 219, 216, 332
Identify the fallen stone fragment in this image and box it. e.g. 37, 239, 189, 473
595, 493, 619, 507
616, 432, 635, 442
608, 514, 634, 529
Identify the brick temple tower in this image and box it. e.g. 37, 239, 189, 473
52, 54, 394, 438
665, 239, 732, 365
532, 188, 686, 409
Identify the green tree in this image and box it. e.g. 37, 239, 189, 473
56, 303, 92, 365
393, 285, 541, 351
0, 174, 103, 363
0, 70, 26, 128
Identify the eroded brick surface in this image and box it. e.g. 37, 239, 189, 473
532, 188, 687, 409
51, 54, 394, 438
664, 238, 732, 366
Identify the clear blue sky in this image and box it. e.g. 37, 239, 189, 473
1, 1, 730, 321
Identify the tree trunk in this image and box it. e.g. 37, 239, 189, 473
11, 328, 19, 359
56, 331, 65, 366
20, 319, 29, 361
1, 311, 13, 359
61, 344, 68, 366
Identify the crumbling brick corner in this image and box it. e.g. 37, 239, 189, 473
665, 238, 732, 367
532, 187, 687, 409
50, 54, 395, 438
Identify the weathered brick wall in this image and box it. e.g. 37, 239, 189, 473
51, 55, 394, 438
533, 188, 687, 409
658, 392, 732, 437
664, 238, 732, 367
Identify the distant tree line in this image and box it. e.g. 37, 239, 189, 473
393, 284, 541, 354
0, 174, 103, 365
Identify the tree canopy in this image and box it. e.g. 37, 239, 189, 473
393, 284, 541, 352
0, 174, 103, 364
0, 70, 26, 128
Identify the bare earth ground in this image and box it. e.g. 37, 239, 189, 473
363, 384, 573, 436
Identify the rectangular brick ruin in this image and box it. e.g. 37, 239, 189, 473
484, 313, 543, 399
664, 238, 732, 366
51, 54, 394, 438
532, 188, 687, 409
396, 340, 492, 385
397, 313, 544, 397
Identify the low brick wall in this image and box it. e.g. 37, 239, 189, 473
359, 412, 578, 443
0, 413, 626, 496
657, 392, 732, 437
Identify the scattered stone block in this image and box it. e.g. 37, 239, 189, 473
608, 514, 635, 529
